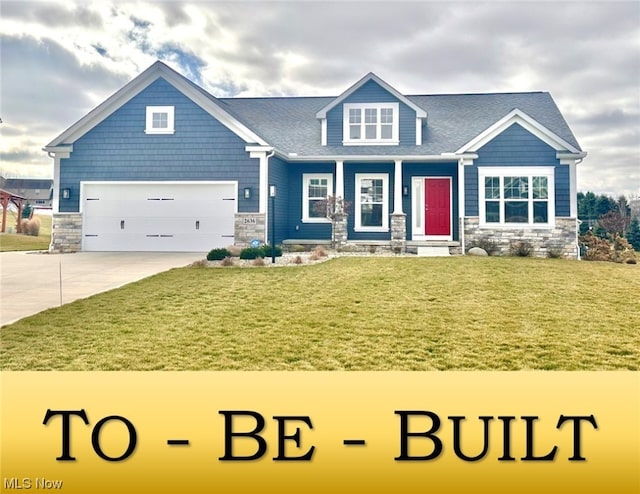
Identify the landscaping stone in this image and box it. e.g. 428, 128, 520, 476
468, 247, 488, 256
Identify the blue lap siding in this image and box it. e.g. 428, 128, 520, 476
465, 123, 570, 217
58, 78, 259, 213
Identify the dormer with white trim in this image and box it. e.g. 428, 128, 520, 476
315, 73, 427, 147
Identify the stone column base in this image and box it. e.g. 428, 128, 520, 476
50, 213, 83, 253
234, 213, 266, 247
391, 213, 407, 253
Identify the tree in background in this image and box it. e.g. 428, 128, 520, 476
626, 216, 640, 251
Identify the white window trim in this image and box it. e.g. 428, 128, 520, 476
145, 106, 175, 134
302, 173, 333, 223
343, 103, 399, 145
478, 166, 555, 228
355, 173, 389, 232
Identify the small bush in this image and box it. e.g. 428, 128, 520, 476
220, 256, 234, 267
21, 217, 41, 236
468, 237, 500, 256
190, 259, 209, 268
368, 245, 377, 254
546, 243, 565, 259
226, 245, 242, 257
240, 247, 265, 260
261, 244, 283, 258
293, 255, 303, 264
207, 248, 231, 261
312, 246, 328, 258
510, 240, 533, 257
252, 257, 265, 266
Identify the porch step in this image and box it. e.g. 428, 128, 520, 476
417, 246, 451, 257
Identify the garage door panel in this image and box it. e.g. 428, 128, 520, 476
82, 182, 237, 252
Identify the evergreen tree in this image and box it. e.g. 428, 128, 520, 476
626, 216, 640, 251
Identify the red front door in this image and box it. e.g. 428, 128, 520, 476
425, 178, 451, 236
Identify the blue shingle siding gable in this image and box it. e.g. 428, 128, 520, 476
465, 123, 570, 217
325, 80, 417, 147
58, 78, 259, 213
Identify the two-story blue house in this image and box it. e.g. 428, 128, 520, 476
45, 61, 586, 257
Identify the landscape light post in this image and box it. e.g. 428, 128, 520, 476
269, 185, 276, 264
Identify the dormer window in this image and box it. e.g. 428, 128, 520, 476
145, 106, 175, 134
343, 103, 399, 145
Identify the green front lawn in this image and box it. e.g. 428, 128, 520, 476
1, 256, 638, 370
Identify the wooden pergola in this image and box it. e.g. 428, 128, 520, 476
0, 188, 26, 234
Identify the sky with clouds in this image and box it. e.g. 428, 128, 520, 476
1, 0, 638, 197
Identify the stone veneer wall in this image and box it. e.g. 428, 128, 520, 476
390, 213, 407, 253
464, 217, 578, 258
50, 213, 83, 253
234, 213, 266, 247
333, 214, 348, 248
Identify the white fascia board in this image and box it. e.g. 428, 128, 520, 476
315, 72, 427, 119
274, 153, 465, 162
46, 61, 267, 148
455, 109, 581, 154
557, 151, 587, 161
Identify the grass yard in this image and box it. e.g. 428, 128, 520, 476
1, 256, 638, 371
0, 213, 52, 252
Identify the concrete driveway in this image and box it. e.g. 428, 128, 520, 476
0, 251, 203, 326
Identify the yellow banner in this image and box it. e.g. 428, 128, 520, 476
1, 372, 638, 493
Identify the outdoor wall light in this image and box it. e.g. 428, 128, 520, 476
62, 188, 70, 199
269, 185, 277, 198
243, 187, 251, 200
402, 185, 409, 196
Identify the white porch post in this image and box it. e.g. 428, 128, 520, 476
393, 159, 403, 214
335, 160, 344, 198
569, 161, 578, 217
458, 158, 466, 254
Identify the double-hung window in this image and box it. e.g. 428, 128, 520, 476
145, 106, 175, 134
302, 174, 333, 222
355, 173, 389, 231
479, 167, 555, 227
343, 103, 399, 145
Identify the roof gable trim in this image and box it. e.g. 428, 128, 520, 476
455, 108, 580, 154
315, 73, 427, 119
46, 61, 267, 149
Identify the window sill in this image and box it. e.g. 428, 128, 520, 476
342, 140, 399, 146
144, 129, 175, 135
354, 227, 390, 233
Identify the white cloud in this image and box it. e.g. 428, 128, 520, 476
0, 0, 638, 196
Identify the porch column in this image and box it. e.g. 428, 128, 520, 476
458, 158, 466, 254
335, 160, 344, 199
393, 159, 403, 214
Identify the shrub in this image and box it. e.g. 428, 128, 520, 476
261, 244, 283, 258
252, 257, 265, 266
191, 259, 208, 268
293, 255, 303, 264
468, 237, 500, 256
21, 217, 41, 236
240, 247, 265, 260
207, 248, 231, 261
546, 243, 565, 259
226, 245, 243, 257
580, 232, 638, 263
311, 246, 328, 258
368, 245, 377, 254
509, 240, 533, 257
220, 256, 234, 267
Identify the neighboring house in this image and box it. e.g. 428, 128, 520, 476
0, 176, 53, 209
44, 61, 586, 256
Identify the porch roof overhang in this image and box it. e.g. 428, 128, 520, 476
274, 151, 478, 163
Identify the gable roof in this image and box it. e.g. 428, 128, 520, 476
45, 61, 583, 159
221, 91, 582, 157
315, 72, 427, 119
45, 61, 267, 149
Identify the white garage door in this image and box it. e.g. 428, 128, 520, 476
81, 182, 236, 252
